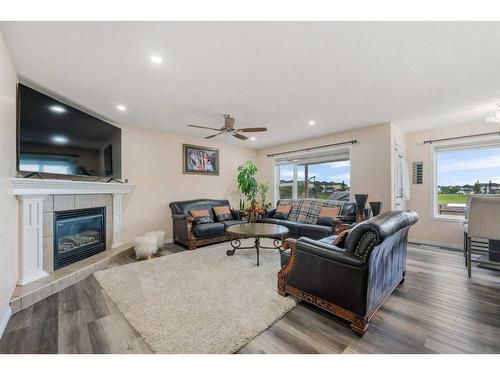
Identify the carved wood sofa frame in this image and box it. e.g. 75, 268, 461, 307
174, 216, 230, 250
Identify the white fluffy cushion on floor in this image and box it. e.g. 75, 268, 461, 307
94, 239, 297, 353
145, 231, 166, 249
134, 235, 158, 259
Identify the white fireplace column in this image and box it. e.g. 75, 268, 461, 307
112, 193, 124, 248
18, 195, 49, 285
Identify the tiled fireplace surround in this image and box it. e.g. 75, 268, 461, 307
10, 178, 135, 312
42, 194, 113, 274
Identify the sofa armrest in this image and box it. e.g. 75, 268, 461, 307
171, 214, 194, 243
297, 237, 366, 267
338, 214, 356, 224
172, 213, 188, 220
231, 209, 243, 220
264, 208, 276, 218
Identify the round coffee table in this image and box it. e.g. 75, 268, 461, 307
226, 223, 289, 266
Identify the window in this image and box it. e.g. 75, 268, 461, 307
307, 161, 350, 199
277, 164, 293, 199
434, 144, 500, 219
276, 154, 350, 201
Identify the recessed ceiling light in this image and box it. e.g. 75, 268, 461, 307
150, 55, 163, 64
51, 135, 69, 144
116, 104, 127, 111
250, 137, 256, 141
308, 120, 316, 126
49, 105, 66, 113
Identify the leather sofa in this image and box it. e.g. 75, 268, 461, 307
256, 198, 357, 240
169, 199, 246, 249
278, 210, 418, 336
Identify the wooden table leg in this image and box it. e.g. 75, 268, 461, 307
255, 238, 260, 266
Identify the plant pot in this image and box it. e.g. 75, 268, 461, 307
369, 201, 383, 216
354, 194, 368, 214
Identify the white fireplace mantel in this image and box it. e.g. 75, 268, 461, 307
11, 177, 135, 196
11, 178, 135, 285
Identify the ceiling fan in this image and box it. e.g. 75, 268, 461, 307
188, 114, 267, 140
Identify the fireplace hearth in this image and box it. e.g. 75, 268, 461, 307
54, 207, 106, 270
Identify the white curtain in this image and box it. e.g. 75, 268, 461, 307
400, 154, 411, 201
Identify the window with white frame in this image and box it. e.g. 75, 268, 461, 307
434, 143, 500, 219
275, 150, 351, 202
277, 163, 294, 199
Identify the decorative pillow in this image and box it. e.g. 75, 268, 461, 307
333, 229, 351, 248
273, 205, 292, 220
213, 206, 233, 222
190, 209, 210, 217
193, 216, 214, 225
316, 206, 341, 226
189, 209, 213, 225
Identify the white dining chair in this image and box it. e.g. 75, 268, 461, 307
466, 195, 500, 277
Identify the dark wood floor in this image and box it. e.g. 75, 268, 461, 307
1, 243, 499, 354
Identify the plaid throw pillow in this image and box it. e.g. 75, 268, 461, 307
276, 199, 346, 223
296, 199, 345, 224
277, 199, 302, 221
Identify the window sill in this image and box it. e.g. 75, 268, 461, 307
432, 215, 465, 223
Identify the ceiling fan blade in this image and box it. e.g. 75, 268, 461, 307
238, 127, 267, 132
232, 133, 248, 140
188, 124, 221, 131
204, 133, 223, 139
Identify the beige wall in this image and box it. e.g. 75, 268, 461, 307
0, 32, 18, 333
405, 122, 499, 248
120, 126, 257, 243
256, 123, 393, 211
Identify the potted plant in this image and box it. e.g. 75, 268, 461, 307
257, 182, 271, 209
237, 161, 258, 211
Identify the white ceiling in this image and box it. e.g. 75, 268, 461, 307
2, 22, 500, 149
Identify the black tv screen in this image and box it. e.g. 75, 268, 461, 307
17, 84, 121, 179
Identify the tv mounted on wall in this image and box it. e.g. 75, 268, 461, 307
17, 84, 122, 179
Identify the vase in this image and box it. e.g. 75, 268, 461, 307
354, 194, 368, 213
369, 201, 382, 216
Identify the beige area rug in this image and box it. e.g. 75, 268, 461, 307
94, 239, 297, 353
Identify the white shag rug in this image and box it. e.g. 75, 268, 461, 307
94, 239, 297, 353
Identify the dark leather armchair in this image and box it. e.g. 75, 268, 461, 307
278, 210, 418, 336
169, 199, 246, 249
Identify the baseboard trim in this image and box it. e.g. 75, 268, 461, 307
0, 306, 12, 340
409, 239, 461, 251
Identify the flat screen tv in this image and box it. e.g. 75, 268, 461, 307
17, 84, 122, 179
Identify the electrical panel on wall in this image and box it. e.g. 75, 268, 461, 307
412, 162, 423, 184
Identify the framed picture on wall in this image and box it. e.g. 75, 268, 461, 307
183, 144, 220, 175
